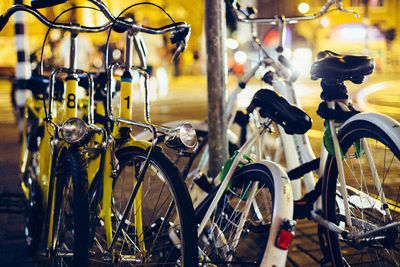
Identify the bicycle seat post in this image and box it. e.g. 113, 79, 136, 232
64, 29, 80, 119
118, 25, 135, 138
69, 30, 78, 72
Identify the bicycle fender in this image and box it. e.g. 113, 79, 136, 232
254, 160, 293, 267
340, 112, 400, 149
118, 139, 153, 151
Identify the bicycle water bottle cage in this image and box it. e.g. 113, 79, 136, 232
31, 0, 67, 9
247, 89, 312, 135
310, 50, 374, 83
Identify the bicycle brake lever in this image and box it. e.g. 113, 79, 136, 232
172, 41, 186, 63
170, 26, 190, 63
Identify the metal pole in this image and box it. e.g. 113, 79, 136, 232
205, 0, 228, 177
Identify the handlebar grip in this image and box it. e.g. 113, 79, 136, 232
31, 0, 67, 9
0, 15, 9, 32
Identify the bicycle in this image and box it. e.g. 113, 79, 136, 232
84, 4, 198, 265
137, 0, 400, 265
0, 2, 109, 265
1, 1, 198, 266
223, 1, 400, 265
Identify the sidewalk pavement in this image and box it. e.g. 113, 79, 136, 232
0, 123, 37, 266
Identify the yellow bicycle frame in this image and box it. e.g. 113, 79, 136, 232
96, 73, 150, 255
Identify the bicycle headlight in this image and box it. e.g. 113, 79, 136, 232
165, 123, 197, 150
61, 118, 89, 144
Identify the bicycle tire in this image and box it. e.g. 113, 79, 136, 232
106, 146, 197, 266
322, 120, 400, 266
24, 168, 44, 254
23, 116, 44, 253
197, 163, 275, 266
51, 148, 89, 266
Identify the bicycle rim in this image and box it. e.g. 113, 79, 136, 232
323, 121, 400, 266
197, 163, 274, 266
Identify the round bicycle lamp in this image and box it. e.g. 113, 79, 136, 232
61, 118, 89, 144
165, 123, 197, 150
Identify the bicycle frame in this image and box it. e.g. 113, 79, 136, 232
307, 104, 400, 237
3, 1, 193, 264
84, 24, 193, 261
240, 3, 400, 238
196, 119, 294, 267
18, 27, 104, 257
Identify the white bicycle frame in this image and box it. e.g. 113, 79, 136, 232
196, 121, 294, 267
134, 0, 400, 260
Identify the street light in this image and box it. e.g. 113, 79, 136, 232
298, 2, 310, 14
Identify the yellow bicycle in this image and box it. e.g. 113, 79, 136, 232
1, 0, 198, 265
83, 6, 198, 265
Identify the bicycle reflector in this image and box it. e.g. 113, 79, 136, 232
165, 123, 197, 150
61, 118, 89, 144
275, 219, 296, 250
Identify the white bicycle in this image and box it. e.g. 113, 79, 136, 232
136, 0, 400, 266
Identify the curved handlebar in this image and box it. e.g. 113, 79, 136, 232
0, 1, 190, 36
0, 0, 191, 70
0, 4, 113, 32
229, 0, 358, 25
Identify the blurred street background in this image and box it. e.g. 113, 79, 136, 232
0, 0, 400, 266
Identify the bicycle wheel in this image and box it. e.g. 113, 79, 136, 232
23, 162, 44, 254
197, 163, 275, 266
110, 146, 197, 266
23, 118, 45, 253
51, 148, 89, 266
323, 120, 400, 266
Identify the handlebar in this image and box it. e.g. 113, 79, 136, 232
0, 0, 191, 63
0, 1, 191, 38
229, 0, 358, 25
0, 4, 112, 32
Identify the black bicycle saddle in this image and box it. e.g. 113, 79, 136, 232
247, 89, 312, 135
310, 50, 374, 83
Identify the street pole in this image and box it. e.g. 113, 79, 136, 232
205, 0, 228, 177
